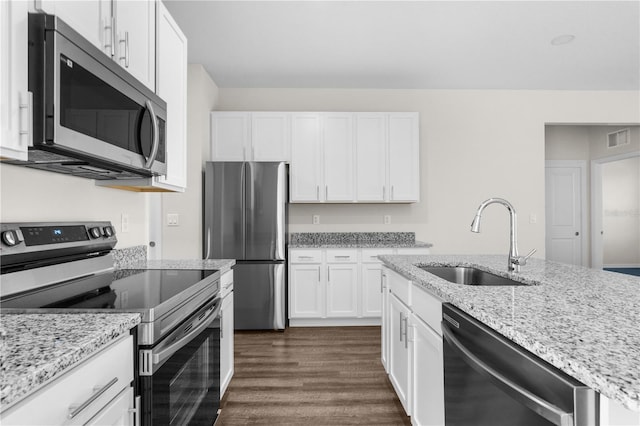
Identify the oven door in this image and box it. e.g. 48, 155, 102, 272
139, 297, 221, 426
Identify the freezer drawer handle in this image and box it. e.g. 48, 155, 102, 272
441, 322, 574, 426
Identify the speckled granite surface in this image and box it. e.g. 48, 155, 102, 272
112, 245, 147, 268
289, 232, 432, 248
379, 254, 640, 412
0, 313, 140, 412
118, 259, 235, 274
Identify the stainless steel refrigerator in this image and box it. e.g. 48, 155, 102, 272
204, 161, 287, 330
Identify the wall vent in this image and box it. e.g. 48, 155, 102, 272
607, 128, 630, 148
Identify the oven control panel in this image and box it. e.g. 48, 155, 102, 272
0, 221, 117, 267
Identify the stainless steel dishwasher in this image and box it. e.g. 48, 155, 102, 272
441, 303, 599, 426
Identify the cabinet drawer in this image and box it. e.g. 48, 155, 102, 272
326, 249, 358, 263
361, 248, 394, 263
290, 249, 322, 263
1, 335, 134, 425
412, 284, 443, 335
387, 268, 411, 306
396, 247, 430, 255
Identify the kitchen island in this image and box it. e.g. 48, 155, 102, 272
379, 254, 640, 415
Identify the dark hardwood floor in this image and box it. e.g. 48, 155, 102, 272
218, 326, 411, 425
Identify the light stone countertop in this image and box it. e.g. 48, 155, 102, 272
289, 241, 433, 249
378, 254, 640, 412
0, 313, 141, 412
117, 259, 236, 274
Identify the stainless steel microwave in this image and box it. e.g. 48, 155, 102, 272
8, 13, 167, 180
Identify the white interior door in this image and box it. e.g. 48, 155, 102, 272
545, 162, 585, 266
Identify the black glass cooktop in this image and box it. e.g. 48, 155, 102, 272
1, 269, 217, 310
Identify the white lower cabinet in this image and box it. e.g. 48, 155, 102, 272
220, 270, 235, 398
383, 266, 444, 425
410, 314, 444, 426
289, 247, 429, 326
389, 293, 412, 414
1, 335, 135, 425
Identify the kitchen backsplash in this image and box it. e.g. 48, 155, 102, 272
112, 245, 147, 269
290, 232, 416, 246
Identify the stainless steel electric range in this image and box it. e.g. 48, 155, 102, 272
0, 221, 222, 426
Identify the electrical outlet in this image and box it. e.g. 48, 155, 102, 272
529, 213, 537, 224
312, 215, 320, 225
167, 213, 180, 226
384, 215, 391, 225
121, 213, 130, 233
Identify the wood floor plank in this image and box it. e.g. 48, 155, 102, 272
218, 326, 411, 425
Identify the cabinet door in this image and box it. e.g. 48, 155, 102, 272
220, 292, 234, 398
323, 113, 354, 201
210, 112, 251, 161
155, 2, 187, 191
35, 0, 110, 55
251, 112, 290, 161
0, 0, 30, 161
389, 293, 412, 415
326, 264, 358, 317
381, 269, 390, 372
361, 263, 384, 317
114, 0, 155, 90
388, 113, 419, 202
411, 315, 444, 426
356, 113, 387, 201
289, 264, 324, 318
290, 113, 322, 202
85, 387, 135, 426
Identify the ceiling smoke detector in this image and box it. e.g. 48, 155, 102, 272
551, 34, 576, 46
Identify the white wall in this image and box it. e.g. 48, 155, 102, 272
215, 89, 639, 256
159, 64, 219, 259
0, 163, 149, 248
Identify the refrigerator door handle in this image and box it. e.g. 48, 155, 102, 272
241, 162, 247, 258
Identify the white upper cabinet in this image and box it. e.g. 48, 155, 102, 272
356, 112, 420, 202
210, 112, 291, 162
356, 113, 387, 202
388, 113, 420, 202
113, 0, 156, 91
323, 113, 355, 202
35, 0, 156, 91
153, 1, 187, 191
210, 112, 251, 161
0, 0, 30, 161
290, 113, 322, 201
251, 112, 290, 161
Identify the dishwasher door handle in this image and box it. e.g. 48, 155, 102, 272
441, 322, 574, 426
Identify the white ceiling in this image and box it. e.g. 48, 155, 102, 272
163, 1, 640, 90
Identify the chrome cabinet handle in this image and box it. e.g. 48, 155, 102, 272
220, 308, 224, 339
119, 31, 129, 68
129, 396, 141, 426
391, 185, 395, 200
334, 255, 351, 260
104, 17, 115, 57
325, 185, 328, 200
327, 266, 330, 282
19, 91, 33, 146
316, 185, 320, 201
68, 377, 118, 419
402, 316, 409, 349
441, 322, 574, 426
399, 312, 404, 342
382, 186, 386, 200
144, 100, 159, 169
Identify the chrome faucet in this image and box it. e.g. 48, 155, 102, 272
470, 198, 536, 272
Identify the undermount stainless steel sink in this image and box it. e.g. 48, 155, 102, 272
419, 266, 528, 286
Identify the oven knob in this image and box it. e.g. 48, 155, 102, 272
2, 230, 22, 247
89, 227, 103, 239
103, 226, 115, 237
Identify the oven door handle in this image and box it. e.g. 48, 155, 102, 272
442, 322, 574, 426
151, 298, 221, 368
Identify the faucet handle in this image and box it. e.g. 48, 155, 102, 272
514, 249, 536, 266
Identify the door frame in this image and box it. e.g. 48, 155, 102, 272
545, 160, 588, 266
590, 151, 640, 269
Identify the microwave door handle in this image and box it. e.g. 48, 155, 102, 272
144, 100, 160, 169
441, 322, 573, 426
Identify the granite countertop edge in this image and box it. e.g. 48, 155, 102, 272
289, 241, 433, 249
116, 258, 236, 273
378, 254, 640, 412
0, 313, 141, 412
